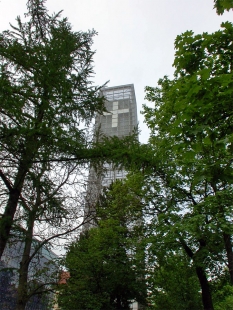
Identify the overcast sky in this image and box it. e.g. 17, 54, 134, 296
1, 0, 232, 142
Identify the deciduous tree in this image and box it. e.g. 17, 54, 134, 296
214, 0, 233, 14
142, 22, 233, 310
58, 180, 147, 310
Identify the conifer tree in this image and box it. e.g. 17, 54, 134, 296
0, 0, 105, 258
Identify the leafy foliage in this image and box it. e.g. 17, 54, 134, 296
212, 272, 233, 309
213, 0, 233, 14
58, 226, 146, 309
58, 180, 147, 310
147, 252, 202, 310
142, 22, 233, 309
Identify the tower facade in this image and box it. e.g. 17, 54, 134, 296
96, 84, 138, 187
84, 84, 143, 309
97, 84, 137, 138
84, 84, 138, 224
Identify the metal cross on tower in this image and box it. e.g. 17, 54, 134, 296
103, 101, 129, 127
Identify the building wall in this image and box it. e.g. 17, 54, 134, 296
84, 85, 142, 310
84, 84, 138, 226
96, 84, 138, 138
0, 235, 58, 310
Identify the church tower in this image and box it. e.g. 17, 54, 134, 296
84, 84, 138, 224
84, 84, 143, 310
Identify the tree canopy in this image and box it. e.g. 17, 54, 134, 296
0, 1, 140, 309
2, 1, 233, 310
142, 22, 233, 310
214, 0, 233, 14
58, 182, 147, 310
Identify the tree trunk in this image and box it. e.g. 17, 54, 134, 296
211, 185, 233, 285
195, 266, 214, 310
223, 232, 233, 285
179, 237, 214, 310
0, 165, 28, 258
16, 299, 28, 310
218, 202, 233, 285
0, 86, 47, 259
16, 211, 35, 310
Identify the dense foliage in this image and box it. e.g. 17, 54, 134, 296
214, 0, 233, 14
142, 22, 233, 310
58, 20, 233, 310
0, 1, 138, 309
1, 1, 233, 310
0, 0, 105, 260
58, 182, 147, 310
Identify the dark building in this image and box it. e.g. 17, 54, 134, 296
0, 234, 57, 310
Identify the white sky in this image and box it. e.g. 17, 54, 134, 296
1, 0, 232, 142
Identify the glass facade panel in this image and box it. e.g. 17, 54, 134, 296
84, 84, 142, 310
85, 84, 138, 225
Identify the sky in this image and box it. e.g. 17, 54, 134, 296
0, 0, 232, 142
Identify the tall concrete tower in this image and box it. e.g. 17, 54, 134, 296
97, 84, 137, 138
84, 84, 138, 224
84, 84, 143, 310
97, 84, 138, 186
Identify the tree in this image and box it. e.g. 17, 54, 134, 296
211, 271, 233, 309
58, 228, 146, 310
0, 1, 144, 309
142, 22, 233, 310
147, 250, 202, 310
0, 0, 108, 259
58, 181, 147, 310
213, 0, 233, 14
12, 161, 88, 310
